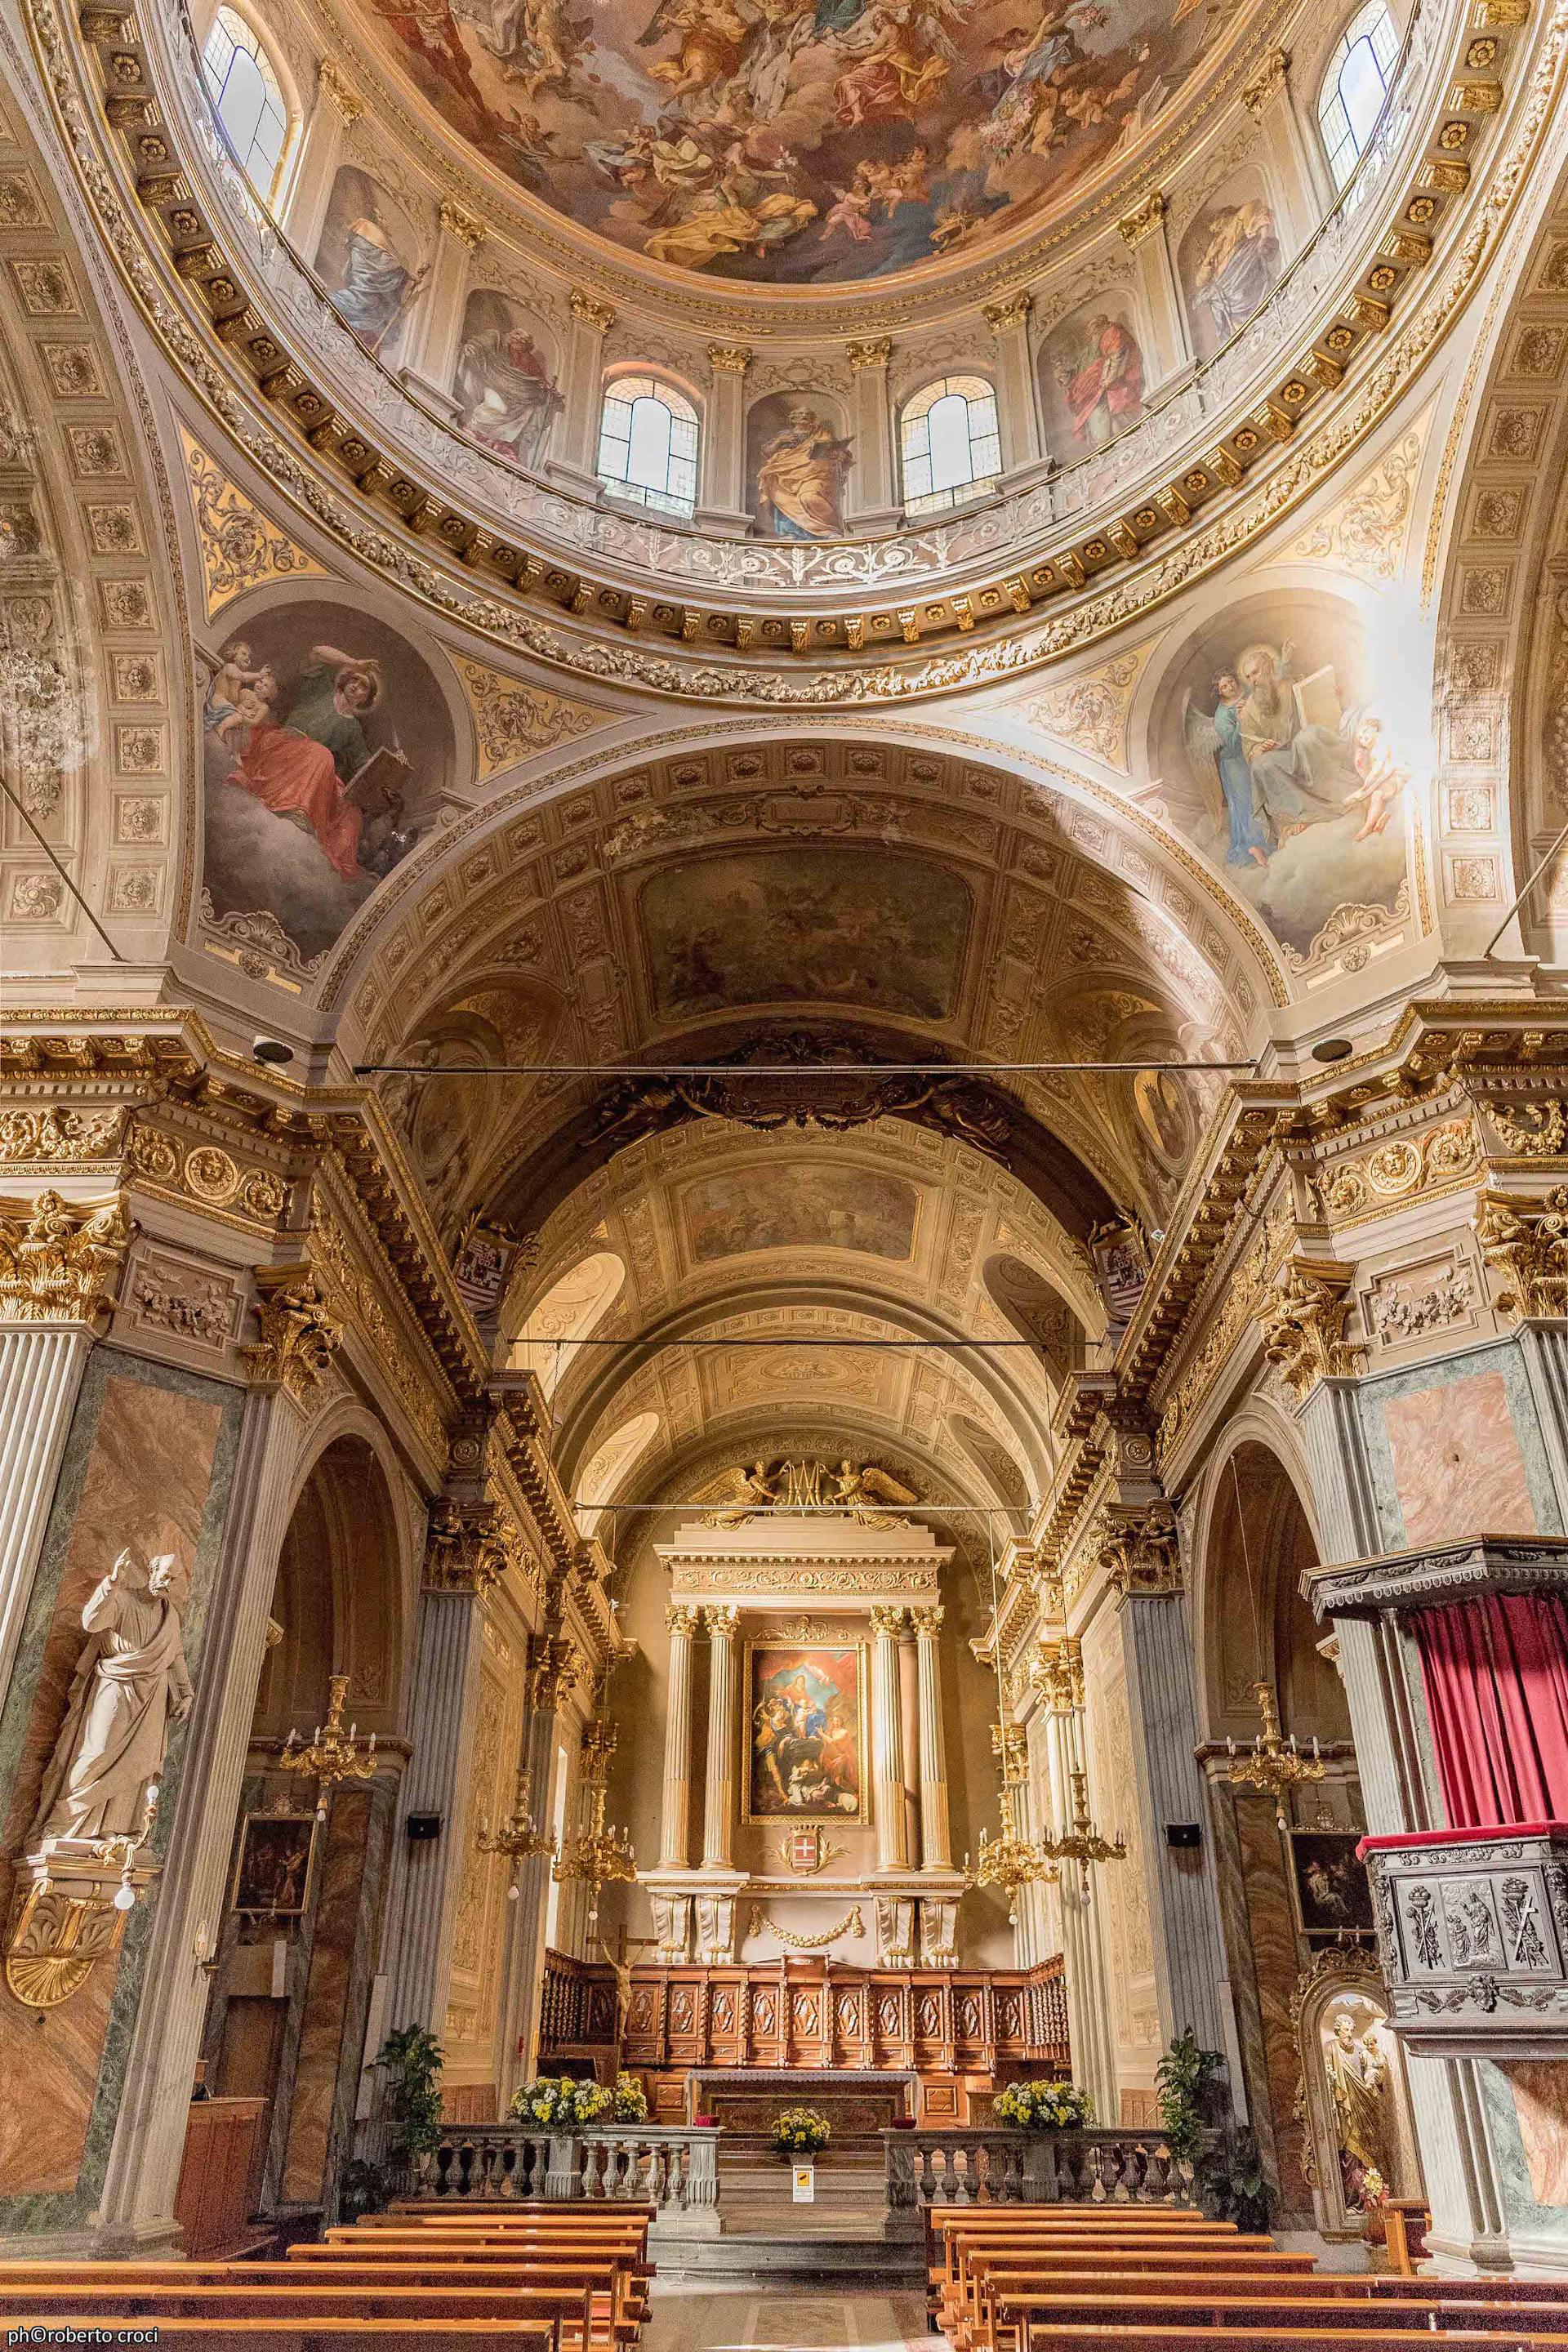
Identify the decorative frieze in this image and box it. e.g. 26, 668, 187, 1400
126, 1249, 238, 1348
0, 1189, 131, 1325
0, 1105, 127, 1163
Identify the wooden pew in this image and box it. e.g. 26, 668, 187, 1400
289, 2240, 650, 2336
1011, 2328, 1568, 2352
0, 2281, 573, 2343
951, 2241, 1311, 2343
997, 2289, 1568, 2345
0, 2323, 550, 2352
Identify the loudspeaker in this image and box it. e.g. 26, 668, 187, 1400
1165, 1821, 1202, 1849
405, 1811, 442, 1840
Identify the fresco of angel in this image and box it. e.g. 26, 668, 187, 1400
637, 0, 749, 96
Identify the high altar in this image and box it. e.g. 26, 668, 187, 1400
612, 1500, 1068, 2122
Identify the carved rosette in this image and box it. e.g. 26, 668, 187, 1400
239, 1264, 342, 1401
0, 1189, 132, 1325
1090, 1501, 1183, 1601
1475, 1187, 1568, 1319
423, 1499, 514, 1594
1261, 1255, 1365, 1401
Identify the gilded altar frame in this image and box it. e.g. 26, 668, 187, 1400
742, 1637, 870, 1827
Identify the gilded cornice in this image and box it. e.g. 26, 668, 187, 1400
25, 0, 1548, 691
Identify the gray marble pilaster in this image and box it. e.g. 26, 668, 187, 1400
376, 1580, 488, 2036
1298, 1377, 1383, 1562
1117, 1590, 1232, 2055
499, 1699, 563, 2082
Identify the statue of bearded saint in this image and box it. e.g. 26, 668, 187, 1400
1321, 2007, 1394, 2208
28, 1548, 194, 1846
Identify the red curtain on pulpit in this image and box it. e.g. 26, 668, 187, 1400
1411, 1592, 1568, 1828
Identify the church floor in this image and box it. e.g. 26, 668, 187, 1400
643, 2278, 933, 2350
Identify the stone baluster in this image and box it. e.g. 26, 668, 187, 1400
871, 1605, 910, 1872
660, 1603, 699, 1868
0, 1188, 132, 1717
911, 1604, 952, 1870
701, 1605, 739, 1870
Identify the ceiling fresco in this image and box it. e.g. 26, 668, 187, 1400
350, 0, 1243, 283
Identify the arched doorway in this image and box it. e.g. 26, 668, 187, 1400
192, 1434, 404, 2238
1199, 1438, 1417, 2234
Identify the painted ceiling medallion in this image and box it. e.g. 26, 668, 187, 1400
350, 0, 1248, 283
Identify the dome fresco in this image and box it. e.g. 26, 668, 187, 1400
350, 0, 1244, 283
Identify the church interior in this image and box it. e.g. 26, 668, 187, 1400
6, 0, 1568, 2335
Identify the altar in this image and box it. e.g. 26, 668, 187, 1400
688, 2069, 918, 2136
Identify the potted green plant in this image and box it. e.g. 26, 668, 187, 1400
376, 2025, 444, 2189
994, 2079, 1094, 2130
772, 2105, 831, 2159
1155, 2028, 1218, 2172
510, 2074, 614, 2129
1156, 2029, 1268, 2229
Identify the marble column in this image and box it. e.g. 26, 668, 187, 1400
845, 339, 899, 529
699, 345, 751, 530
550, 289, 614, 493
660, 1603, 698, 1869
911, 1605, 952, 1870
701, 1605, 738, 1871
1117, 194, 1193, 387
871, 1606, 910, 1872
0, 1190, 131, 1717
983, 292, 1046, 476
92, 1384, 308, 2252
376, 1548, 491, 2038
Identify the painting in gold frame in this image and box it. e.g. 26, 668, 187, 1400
232, 1810, 318, 1917
744, 1640, 868, 1824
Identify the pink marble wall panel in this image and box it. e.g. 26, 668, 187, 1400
1505, 2062, 1568, 2206
1382, 1371, 1536, 1548
0, 1372, 224, 2198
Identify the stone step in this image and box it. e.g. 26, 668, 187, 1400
653, 2231, 924, 2282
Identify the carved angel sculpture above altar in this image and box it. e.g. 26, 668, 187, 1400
695, 1457, 916, 1528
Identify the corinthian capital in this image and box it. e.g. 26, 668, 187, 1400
1476, 1187, 1568, 1319
239, 1264, 341, 1401
870, 1604, 907, 1638
1089, 1501, 1183, 1602
528, 1633, 584, 1712
0, 1188, 131, 1325
1261, 1254, 1363, 1400
666, 1601, 701, 1637
424, 1498, 513, 1593
704, 1603, 739, 1639
910, 1605, 945, 1638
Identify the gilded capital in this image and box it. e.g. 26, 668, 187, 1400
1476, 1187, 1568, 1319
1241, 46, 1290, 118
317, 57, 363, 122
528, 1632, 584, 1711
704, 1603, 739, 1638
910, 1604, 945, 1638
424, 1498, 511, 1593
870, 1604, 907, 1637
1089, 1502, 1183, 1602
1261, 1254, 1364, 1400
1117, 189, 1167, 247
1030, 1636, 1085, 1714
666, 1601, 701, 1637
0, 1188, 131, 1325
707, 343, 752, 374
982, 292, 1032, 334
439, 197, 486, 251
570, 288, 615, 333
239, 1263, 341, 1401
846, 337, 893, 371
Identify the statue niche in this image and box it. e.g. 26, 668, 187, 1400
29, 1548, 194, 1846
1293, 1959, 1423, 2238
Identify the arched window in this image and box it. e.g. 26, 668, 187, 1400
1317, 0, 1399, 188
596, 376, 700, 519
201, 4, 292, 204
507, 1250, 626, 1396
900, 375, 1002, 517
574, 1410, 660, 1537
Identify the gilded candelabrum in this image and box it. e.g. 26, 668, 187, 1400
1045, 1768, 1129, 1876
967, 1731, 1058, 1923
1218, 1680, 1325, 1827
279, 1673, 378, 1815
475, 1766, 556, 1901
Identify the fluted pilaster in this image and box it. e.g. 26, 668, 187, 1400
701, 1605, 738, 1870
911, 1605, 951, 1869
0, 1324, 95, 1715
871, 1605, 909, 1871
661, 1603, 699, 1869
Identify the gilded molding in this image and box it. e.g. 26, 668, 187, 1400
0, 1188, 131, 1325
239, 1263, 342, 1400
0, 1104, 128, 1162
438, 197, 486, 252
1117, 190, 1167, 246
316, 56, 363, 122
569, 288, 614, 332
706, 343, 752, 373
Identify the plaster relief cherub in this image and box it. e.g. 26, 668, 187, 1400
29, 1548, 194, 1846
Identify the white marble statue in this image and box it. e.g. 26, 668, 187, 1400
29, 1548, 194, 1845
